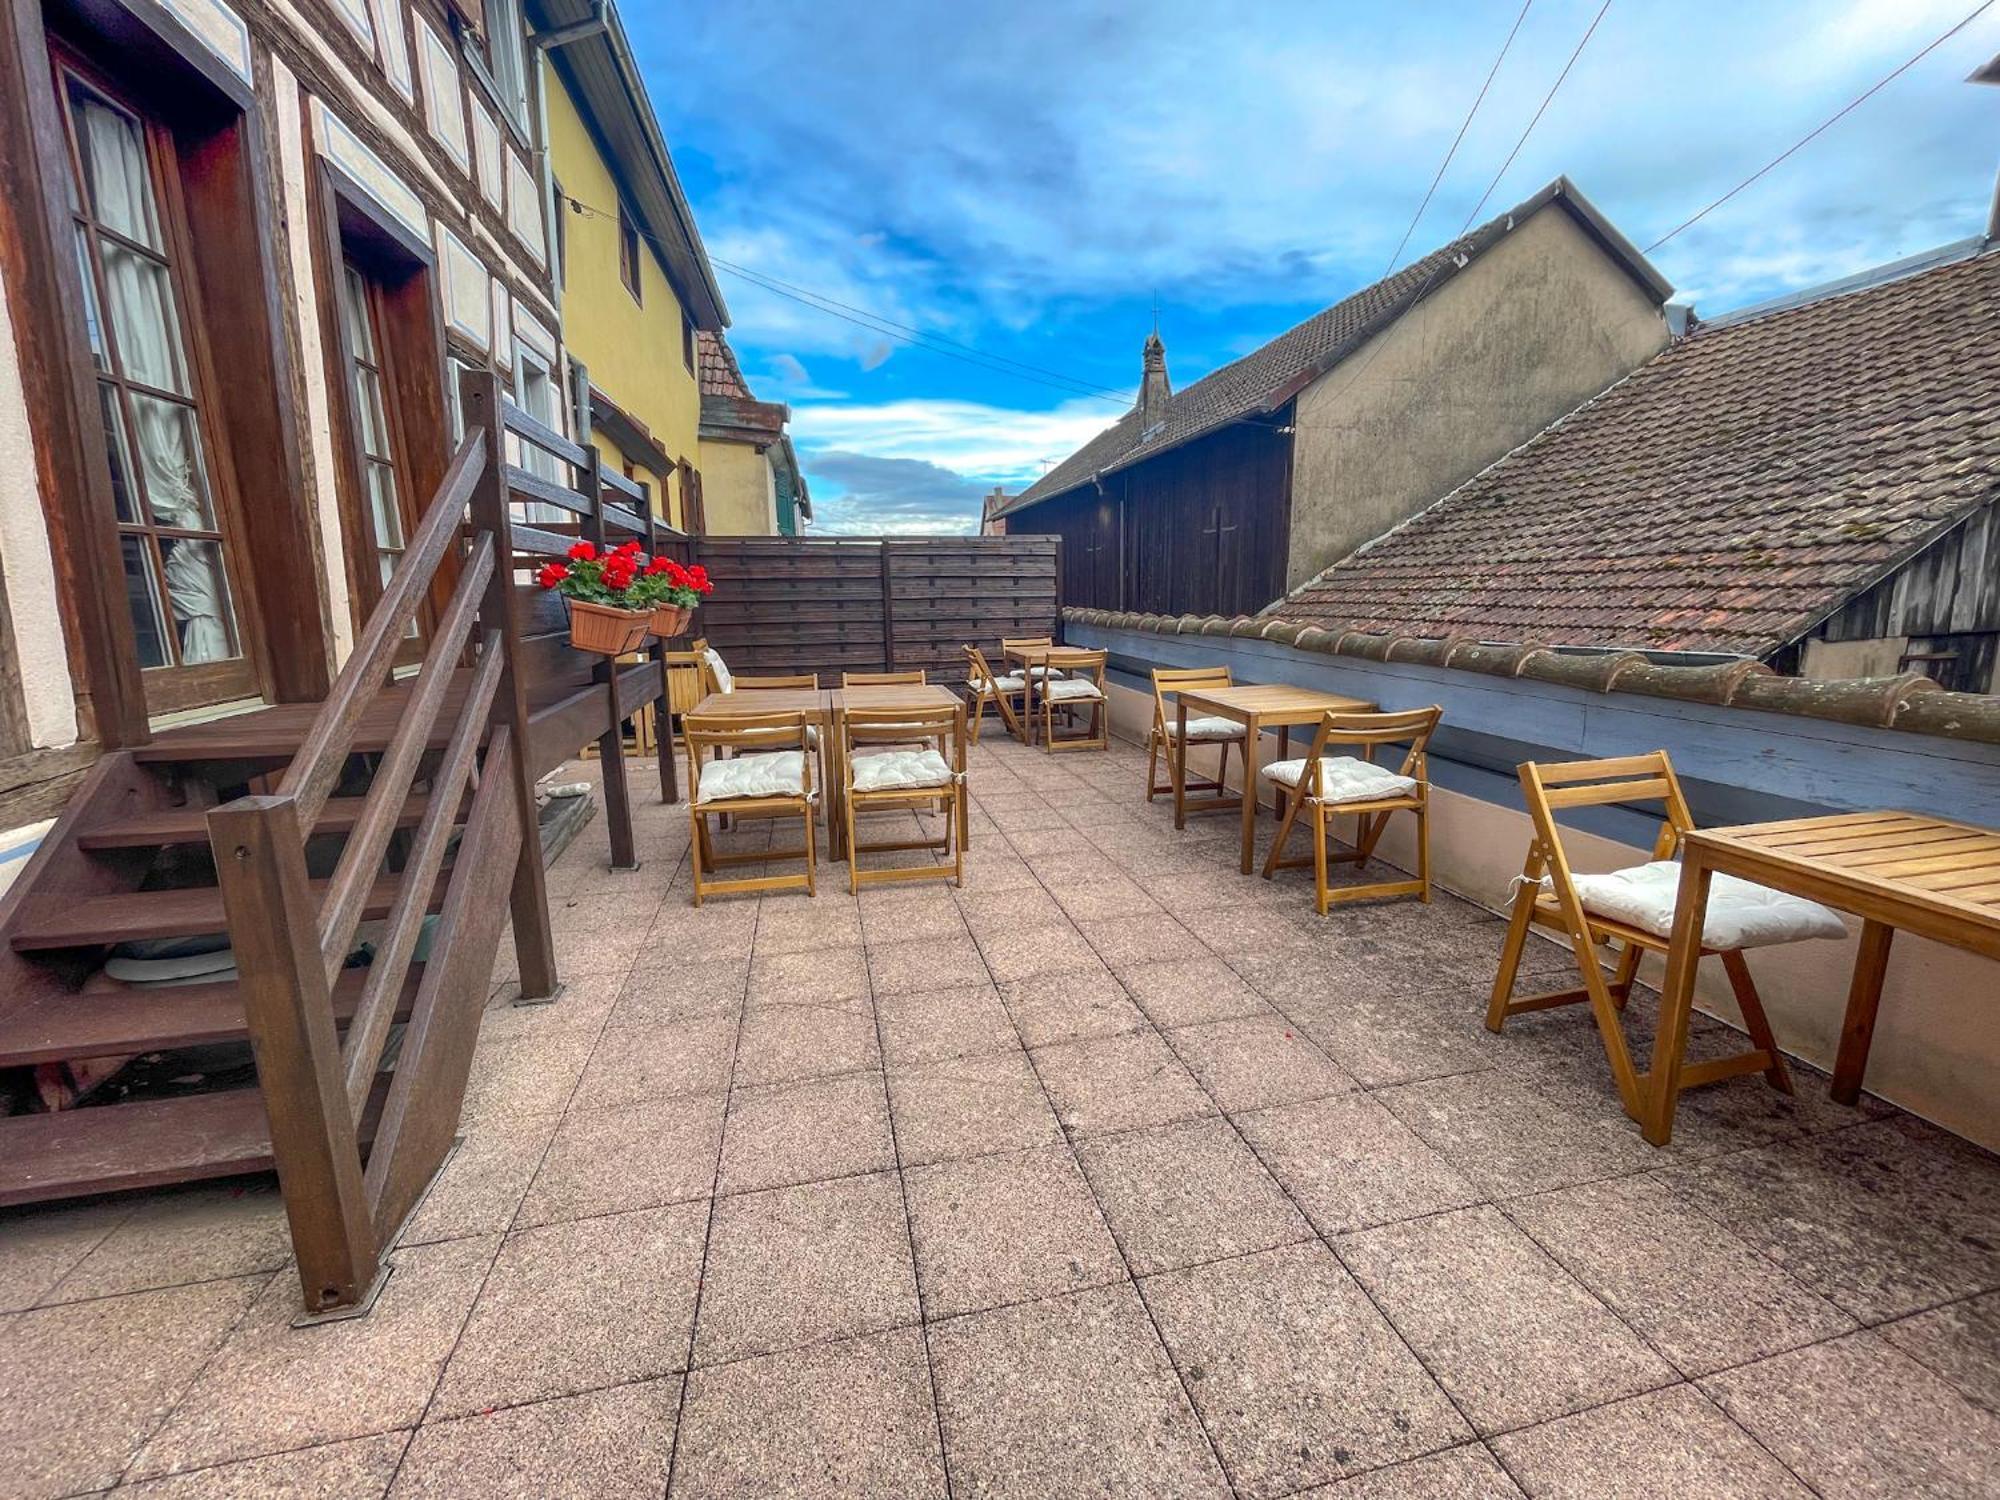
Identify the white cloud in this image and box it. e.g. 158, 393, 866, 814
791, 396, 1119, 487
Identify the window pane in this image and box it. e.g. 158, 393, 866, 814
119, 534, 170, 668
126, 392, 216, 530
366, 461, 403, 547
100, 239, 189, 395
159, 537, 240, 663
67, 81, 161, 250
73, 227, 106, 370
353, 364, 391, 456
98, 382, 140, 522
340, 265, 377, 362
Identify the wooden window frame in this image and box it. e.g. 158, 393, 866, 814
618, 201, 642, 305
678, 457, 705, 535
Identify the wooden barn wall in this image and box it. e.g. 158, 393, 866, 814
1006, 415, 1292, 618
689, 536, 1060, 684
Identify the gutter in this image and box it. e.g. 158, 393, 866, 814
532, 0, 608, 50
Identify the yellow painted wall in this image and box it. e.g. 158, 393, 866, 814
542, 62, 699, 528
698, 437, 777, 534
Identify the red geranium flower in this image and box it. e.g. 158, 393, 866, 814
534, 561, 569, 589
617, 539, 644, 555
567, 541, 597, 562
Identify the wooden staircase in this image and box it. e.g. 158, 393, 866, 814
0, 371, 681, 1317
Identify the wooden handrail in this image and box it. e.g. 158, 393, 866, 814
278, 430, 486, 831
340, 630, 503, 1113
501, 398, 589, 469
317, 537, 494, 982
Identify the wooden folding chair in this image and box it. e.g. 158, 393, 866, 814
1145, 666, 1246, 819
684, 710, 818, 904
732, 671, 819, 690
963, 645, 1026, 744
842, 670, 927, 686
1039, 649, 1107, 752
1261, 707, 1442, 915
1487, 752, 1793, 1120
842, 704, 966, 893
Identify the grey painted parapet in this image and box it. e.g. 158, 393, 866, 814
1071, 620, 2000, 836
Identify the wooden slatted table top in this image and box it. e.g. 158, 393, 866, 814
832, 684, 963, 713
688, 687, 834, 719
1175, 683, 1377, 726
1685, 810, 2000, 945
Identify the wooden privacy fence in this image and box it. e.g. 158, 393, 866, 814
688, 536, 1060, 685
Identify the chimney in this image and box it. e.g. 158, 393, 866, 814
1139, 330, 1171, 433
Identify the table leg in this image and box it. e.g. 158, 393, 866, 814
1642, 853, 1712, 1146
1020, 660, 1036, 746
1238, 713, 1261, 875
1174, 700, 1189, 829
955, 707, 970, 852
1832, 919, 1895, 1106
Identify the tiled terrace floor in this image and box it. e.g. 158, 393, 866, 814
5, 733, 2000, 1498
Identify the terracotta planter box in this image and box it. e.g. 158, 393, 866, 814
566, 598, 653, 656
649, 603, 693, 638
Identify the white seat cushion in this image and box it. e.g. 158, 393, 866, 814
1024, 665, 1066, 678
702, 648, 734, 694
1045, 678, 1102, 703
695, 750, 805, 804
969, 673, 1026, 693
1260, 755, 1417, 804
1164, 715, 1245, 742
851, 748, 954, 793
1537, 860, 1846, 950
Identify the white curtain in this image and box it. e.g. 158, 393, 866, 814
78, 94, 233, 665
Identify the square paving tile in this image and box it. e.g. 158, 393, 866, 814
606, 960, 748, 1028
1145, 1242, 1469, 1496
0, 1274, 263, 1497
746, 946, 871, 1009
399, 1114, 562, 1246
1491, 1383, 1811, 1500
905, 1144, 1124, 1317
974, 921, 1108, 985
123, 1433, 408, 1498
1077, 1118, 1312, 1274
869, 935, 991, 995
859, 890, 968, 945
1878, 1290, 2000, 1413
1507, 1172, 1854, 1376
717, 1073, 894, 1196
567, 1016, 736, 1112
876, 984, 1020, 1066
1165, 1014, 1356, 1111
0, 1199, 128, 1312
887, 1050, 1064, 1165
1033, 1031, 1215, 1139
393, 1379, 679, 1497
47, 1182, 292, 1303
431, 1206, 703, 1418
927, 1282, 1229, 1499
751, 899, 864, 955
643, 899, 759, 958
695, 1172, 919, 1365
1074, 914, 1210, 968
1703, 1332, 2000, 1499
1340, 1205, 1674, 1435
479, 970, 624, 1041
956, 884, 1067, 934
733, 1001, 878, 1088
136, 1236, 494, 1477
517, 1094, 725, 1226
1374, 1069, 1658, 1200
461, 1032, 598, 1124
1236, 1093, 1481, 1235
1310, 1444, 1524, 1497
1116, 957, 1271, 1029
1179, 906, 1320, 957
675, 1328, 946, 1500
997, 968, 1148, 1047
1048, 876, 1165, 922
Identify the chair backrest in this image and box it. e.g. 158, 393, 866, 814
1305, 706, 1444, 777
1516, 751, 1693, 896
843, 669, 927, 686
684, 710, 815, 796
1001, 635, 1054, 654
844, 704, 963, 760
963, 645, 1005, 689
1150, 665, 1231, 730
732, 671, 819, 690
1045, 648, 1106, 686
690, 639, 731, 694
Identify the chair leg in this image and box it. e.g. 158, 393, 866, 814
690, 810, 709, 907
1261, 785, 1306, 880
845, 794, 860, 896
1720, 949, 1794, 1095
1415, 804, 1432, 903
1312, 804, 1331, 916
1146, 730, 1161, 801
1486, 879, 1540, 1031
803, 803, 818, 897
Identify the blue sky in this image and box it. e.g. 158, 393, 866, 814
628, 0, 2000, 534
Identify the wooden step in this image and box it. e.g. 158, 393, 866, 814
9, 869, 449, 952
77, 794, 437, 850
0, 1089, 277, 1206
0, 965, 426, 1067
135, 675, 478, 764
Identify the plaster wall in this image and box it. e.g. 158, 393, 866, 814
0, 282, 76, 749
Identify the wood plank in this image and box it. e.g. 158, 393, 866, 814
78, 794, 437, 850
0, 1089, 276, 1206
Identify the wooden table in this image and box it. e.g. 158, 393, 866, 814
831, 684, 970, 855
1174, 684, 1377, 874
1003, 646, 1059, 744
1646, 810, 2000, 1145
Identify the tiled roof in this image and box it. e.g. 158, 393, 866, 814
1271, 245, 2000, 659
696, 330, 753, 399
1000, 177, 1668, 517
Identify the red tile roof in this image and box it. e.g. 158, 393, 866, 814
1271, 246, 2000, 658
696, 329, 753, 400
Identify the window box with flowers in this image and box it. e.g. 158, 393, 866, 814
632, 556, 713, 639
536, 540, 653, 655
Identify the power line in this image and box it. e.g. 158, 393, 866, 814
1645, 0, 1997, 252
1385, 0, 1533, 275
555, 187, 1133, 406
1459, 0, 1613, 231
